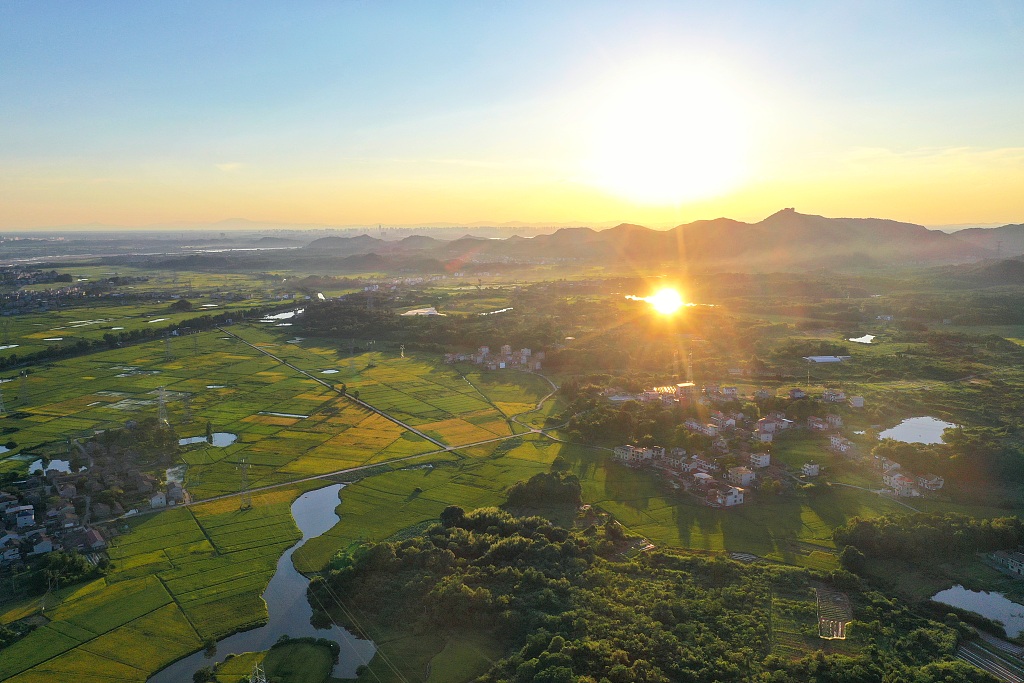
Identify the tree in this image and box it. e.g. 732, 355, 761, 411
839, 545, 866, 573
440, 505, 466, 528
205, 421, 213, 444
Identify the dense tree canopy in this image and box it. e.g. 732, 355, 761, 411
311, 509, 992, 683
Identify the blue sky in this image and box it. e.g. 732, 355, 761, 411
2, 1, 1022, 228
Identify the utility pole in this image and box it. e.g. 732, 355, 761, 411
157, 386, 169, 424
238, 458, 252, 510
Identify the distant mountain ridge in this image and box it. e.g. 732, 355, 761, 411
300, 208, 1003, 268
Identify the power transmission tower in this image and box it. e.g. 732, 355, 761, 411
183, 394, 193, 424
238, 458, 252, 510
0, 384, 6, 416
250, 662, 268, 683
164, 335, 173, 362
40, 570, 59, 612
399, 344, 405, 359
157, 386, 169, 424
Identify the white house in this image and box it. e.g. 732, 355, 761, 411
849, 396, 865, 408
709, 486, 745, 507
150, 491, 167, 508
749, 452, 771, 469
829, 435, 855, 454
721, 386, 739, 400
757, 429, 774, 443
883, 471, 918, 496
802, 462, 820, 477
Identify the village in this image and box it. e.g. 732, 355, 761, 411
0, 418, 188, 570
444, 344, 545, 371
611, 382, 946, 508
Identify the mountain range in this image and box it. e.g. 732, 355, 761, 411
301, 208, 1024, 269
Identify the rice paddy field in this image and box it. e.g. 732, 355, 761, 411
0, 485, 317, 683
0, 268, 292, 368
1, 324, 558, 499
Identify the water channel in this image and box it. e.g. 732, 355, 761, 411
148, 484, 375, 682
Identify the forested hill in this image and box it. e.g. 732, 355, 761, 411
310, 508, 995, 683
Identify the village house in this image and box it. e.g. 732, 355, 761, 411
664, 448, 688, 469
707, 485, 745, 507
692, 472, 715, 488
807, 416, 828, 431
829, 435, 856, 455
686, 456, 720, 474
916, 473, 945, 491
720, 386, 739, 400
822, 388, 846, 403
991, 550, 1024, 576
883, 471, 919, 496
756, 429, 773, 443
849, 396, 865, 408
802, 462, 820, 477
150, 491, 167, 508
873, 456, 902, 473
789, 388, 807, 400
749, 452, 771, 468
727, 466, 756, 487
683, 419, 719, 438
754, 388, 774, 401
826, 414, 843, 429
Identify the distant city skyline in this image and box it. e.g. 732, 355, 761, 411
2, 1, 1023, 230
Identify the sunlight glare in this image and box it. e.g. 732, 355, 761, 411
586, 63, 750, 205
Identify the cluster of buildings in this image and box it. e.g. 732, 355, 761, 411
869, 455, 945, 498
444, 345, 544, 371
612, 442, 776, 508
0, 486, 106, 567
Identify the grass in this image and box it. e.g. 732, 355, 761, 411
425, 633, 503, 683
261, 641, 336, 683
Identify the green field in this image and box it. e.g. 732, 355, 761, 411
0, 485, 316, 682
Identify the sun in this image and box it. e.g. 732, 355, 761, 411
648, 288, 685, 315
586, 63, 750, 205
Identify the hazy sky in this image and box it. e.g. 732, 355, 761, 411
2, 1, 1023, 229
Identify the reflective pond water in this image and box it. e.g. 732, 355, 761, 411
879, 417, 957, 444
932, 585, 1024, 637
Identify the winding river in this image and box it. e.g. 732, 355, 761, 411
148, 484, 375, 682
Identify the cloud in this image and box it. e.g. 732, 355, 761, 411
215, 162, 244, 172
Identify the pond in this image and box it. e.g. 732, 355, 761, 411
848, 334, 875, 344
179, 433, 237, 447
29, 458, 83, 474
932, 585, 1024, 637
878, 417, 957, 444
148, 484, 375, 682
260, 309, 304, 322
